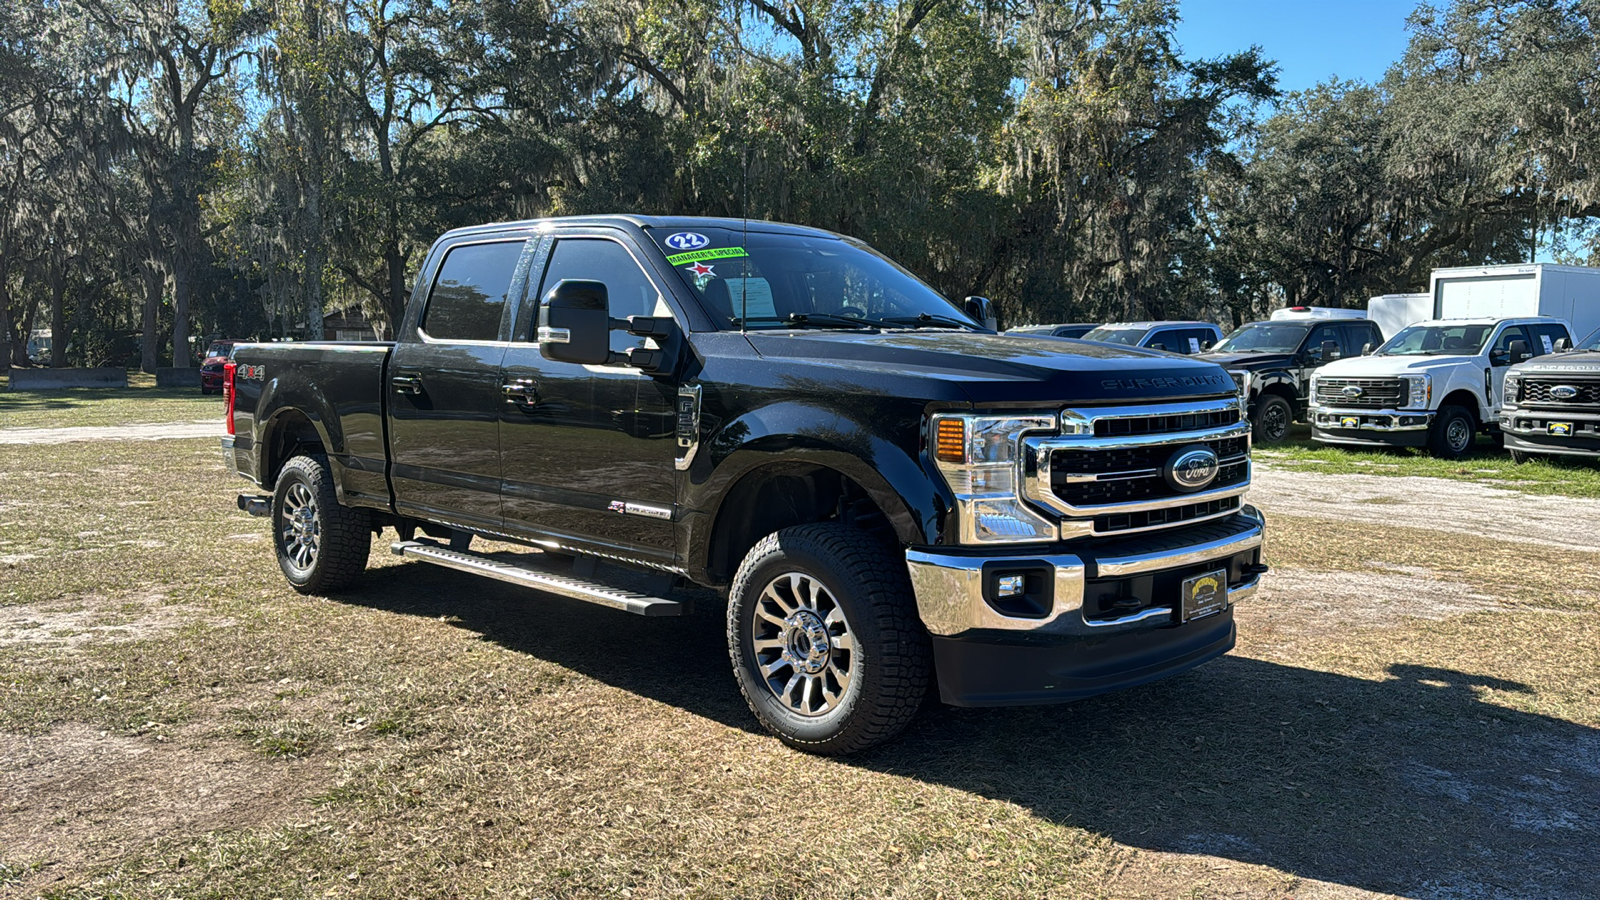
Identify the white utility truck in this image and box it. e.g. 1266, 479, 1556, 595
1308, 264, 1600, 457
1366, 293, 1431, 340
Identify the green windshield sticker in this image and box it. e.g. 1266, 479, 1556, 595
666, 246, 750, 266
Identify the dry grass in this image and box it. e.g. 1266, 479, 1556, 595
0, 427, 1597, 899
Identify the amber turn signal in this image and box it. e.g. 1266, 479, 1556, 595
934, 417, 966, 463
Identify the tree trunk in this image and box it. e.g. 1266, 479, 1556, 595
49, 268, 67, 368
384, 241, 407, 332
172, 256, 191, 367
140, 261, 162, 372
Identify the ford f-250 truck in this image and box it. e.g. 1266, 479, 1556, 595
1309, 317, 1571, 458
221, 215, 1269, 754
1500, 328, 1600, 462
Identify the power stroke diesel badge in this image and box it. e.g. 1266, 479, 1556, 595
1164, 445, 1219, 493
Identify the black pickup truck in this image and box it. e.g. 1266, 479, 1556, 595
1500, 328, 1600, 462
1199, 317, 1385, 444
222, 215, 1268, 754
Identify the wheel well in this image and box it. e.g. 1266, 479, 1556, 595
706, 464, 895, 584
1439, 390, 1482, 427
263, 411, 325, 487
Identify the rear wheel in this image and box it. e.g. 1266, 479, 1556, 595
272, 454, 371, 593
1253, 394, 1293, 445
1427, 405, 1475, 459
727, 523, 931, 755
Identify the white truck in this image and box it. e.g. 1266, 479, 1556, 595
1308, 317, 1573, 457
1308, 264, 1600, 457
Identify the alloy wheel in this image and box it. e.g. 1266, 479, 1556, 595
750, 572, 856, 717
280, 482, 321, 572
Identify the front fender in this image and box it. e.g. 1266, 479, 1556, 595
681, 399, 946, 578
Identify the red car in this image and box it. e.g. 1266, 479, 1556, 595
199, 341, 237, 394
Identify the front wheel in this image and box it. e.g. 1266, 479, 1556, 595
1427, 405, 1475, 459
727, 523, 931, 755
272, 454, 371, 593
1253, 394, 1293, 445
1508, 448, 1533, 465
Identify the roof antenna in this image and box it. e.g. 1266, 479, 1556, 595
739, 141, 750, 332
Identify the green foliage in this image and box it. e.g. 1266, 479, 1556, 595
5, 0, 1600, 352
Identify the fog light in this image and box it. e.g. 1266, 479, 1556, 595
996, 574, 1026, 598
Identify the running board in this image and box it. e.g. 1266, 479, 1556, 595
389, 540, 684, 617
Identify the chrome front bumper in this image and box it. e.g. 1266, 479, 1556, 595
905, 507, 1265, 637
1310, 406, 1434, 433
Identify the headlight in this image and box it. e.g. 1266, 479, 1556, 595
932, 413, 1057, 545
1404, 374, 1431, 409
1228, 370, 1251, 401
1308, 374, 1320, 404
1502, 372, 1521, 405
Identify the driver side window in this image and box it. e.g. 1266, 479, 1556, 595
537, 238, 666, 353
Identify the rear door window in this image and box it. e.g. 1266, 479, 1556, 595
421, 240, 525, 341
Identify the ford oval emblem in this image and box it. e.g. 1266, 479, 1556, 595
1551, 385, 1579, 400
664, 231, 709, 251
1165, 446, 1220, 493
1342, 385, 1364, 398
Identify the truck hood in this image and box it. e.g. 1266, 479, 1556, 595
1509, 350, 1600, 376
744, 331, 1238, 405
1194, 351, 1296, 371
1316, 355, 1480, 378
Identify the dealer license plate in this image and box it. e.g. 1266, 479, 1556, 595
1549, 422, 1574, 436
1180, 568, 1229, 623
1340, 416, 1359, 429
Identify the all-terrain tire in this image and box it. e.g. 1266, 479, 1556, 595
1508, 448, 1533, 465
1427, 405, 1475, 459
1253, 394, 1294, 445
727, 523, 931, 755
272, 454, 371, 594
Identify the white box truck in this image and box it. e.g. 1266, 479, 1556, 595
1430, 264, 1600, 340
1366, 293, 1431, 340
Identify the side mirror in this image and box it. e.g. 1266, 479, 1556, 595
1508, 339, 1532, 364
1361, 341, 1374, 356
963, 296, 997, 331
539, 280, 612, 365
1320, 340, 1341, 362
1148, 342, 1167, 352
1200, 339, 1214, 351
1555, 337, 1572, 352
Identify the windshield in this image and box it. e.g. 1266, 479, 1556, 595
1378, 323, 1493, 356
1211, 322, 1309, 354
1581, 329, 1600, 351
646, 228, 979, 331
205, 342, 231, 358
1081, 326, 1146, 345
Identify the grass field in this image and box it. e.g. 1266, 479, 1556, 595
1, 372, 221, 430
1, 405, 1597, 898
1261, 424, 1600, 498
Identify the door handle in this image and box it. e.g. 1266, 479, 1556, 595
502, 379, 539, 407
391, 373, 423, 395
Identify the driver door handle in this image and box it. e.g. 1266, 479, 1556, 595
502, 379, 539, 408
391, 373, 423, 395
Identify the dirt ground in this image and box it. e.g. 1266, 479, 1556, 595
0, 421, 222, 445
0, 436, 1597, 899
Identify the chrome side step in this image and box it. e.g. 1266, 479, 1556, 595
389, 540, 684, 617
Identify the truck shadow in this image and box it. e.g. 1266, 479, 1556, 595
347, 562, 1600, 899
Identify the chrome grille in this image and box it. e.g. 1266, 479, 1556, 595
1316, 377, 1405, 409
1023, 399, 1252, 538
1520, 379, 1600, 405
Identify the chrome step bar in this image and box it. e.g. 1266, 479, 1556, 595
389, 540, 685, 617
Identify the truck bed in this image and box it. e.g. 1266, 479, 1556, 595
227, 341, 395, 511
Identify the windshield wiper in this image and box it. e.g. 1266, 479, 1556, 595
881, 313, 977, 331
732, 313, 885, 330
